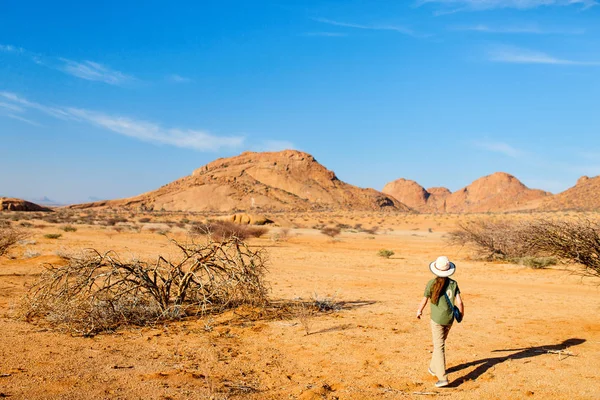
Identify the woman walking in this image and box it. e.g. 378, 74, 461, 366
416, 256, 464, 388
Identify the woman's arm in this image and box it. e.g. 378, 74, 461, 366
416, 296, 428, 319
455, 292, 464, 316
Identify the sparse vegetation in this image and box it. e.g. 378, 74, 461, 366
44, 233, 62, 239
449, 217, 600, 277
0, 225, 28, 256
320, 226, 341, 239
21, 237, 269, 335
378, 249, 394, 259
61, 225, 77, 232
191, 220, 268, 241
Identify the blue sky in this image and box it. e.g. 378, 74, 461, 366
1, 0, 599, 204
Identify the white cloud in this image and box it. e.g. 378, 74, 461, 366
167, 74, 193, 83
452, 24, 584, 34
313, 18, 427, 38
0, 101, 24, 113
0, 44, 134, 86
0, 44, 23, 53
3, 113, 42, 126
488, 46, 600, 65
0, 92, 244, 152
58, 59, 133, 85
302, 32, 348, 37
418, 0, 598, 11
473, 140, 522, 157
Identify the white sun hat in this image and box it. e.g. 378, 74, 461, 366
429, 256, 456, 277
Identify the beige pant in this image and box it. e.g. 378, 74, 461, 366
430, 320, 452, 381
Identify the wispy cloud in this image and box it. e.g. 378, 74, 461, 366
57, 59, 133, 85
0, 92, 244, 151
302, 32, 348, 37
452, 24, 584, 35
488, 46, 600, 65
0, 44, 23, 53
313, 18, 427, 38
167, 74, 193, 83
3, 113, 42, 126
1, 44, 134, 86
473, 140, 522, 158
418, 0, 598, 12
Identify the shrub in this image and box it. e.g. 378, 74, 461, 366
447, 219, 531, 260
138, 217, 151, 223
378, 249, 394, 259
191, 220, 267, 241
513, 256, 558, 269
21, 237, 269, 335
0, 226, 28, 256
523, 219, 600, 277
320, 226, 341, 239
44, 233, 62, 239
24, 249, 41, 259
61, 225, 77, 232
449, 217, 600, 277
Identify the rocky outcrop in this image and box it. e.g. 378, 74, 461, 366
538, 175, 600, 211
444, 172, 550, 213
383, 172, 549, 213
382, 179, 450, 212
70, 150, 409, 212
0, 197, 52, 212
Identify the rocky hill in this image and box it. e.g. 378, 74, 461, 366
444, 172, 550, 213
71, 150, 408, 212
0, 197, 52, 212
382, 179, 450, 212
383, 172, 550, 213
538, 175, 600, 211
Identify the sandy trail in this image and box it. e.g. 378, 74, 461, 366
1, 217, 599, 399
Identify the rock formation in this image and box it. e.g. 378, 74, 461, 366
71, 150, 409, 212
538, 175, 600, 211
383, 172, 549, 213
0, 197, 52, 212
444, 172, 550, 213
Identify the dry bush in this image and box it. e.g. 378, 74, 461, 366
449, 218, 600, 277
447, 219, 532, 260
524, 219, 600, 277
191, 220, 267, 241
21, 237, 269, 335
320, 226, 341, 239
0, 225, 28, 256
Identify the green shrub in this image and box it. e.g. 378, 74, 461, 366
44, 233, 62, 239
61, 225, 77, 232
518, 257, 558, 269
378, 249, 394, 259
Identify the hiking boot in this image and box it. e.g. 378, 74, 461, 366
428, 368, 436, 376
435, 380, 449, 388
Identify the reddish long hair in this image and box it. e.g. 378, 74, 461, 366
430, 277, 448, 305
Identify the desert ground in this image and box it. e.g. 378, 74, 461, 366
1, 211, 599, 399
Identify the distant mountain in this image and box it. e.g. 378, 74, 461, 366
383, 172, 550, 213
538, 175, 600, 211
382, 179, 450, 212
444, 172, 550, 213
29, 196, 63, 207
69, 150, 409, 212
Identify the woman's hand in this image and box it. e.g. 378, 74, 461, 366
416, 296, 428, 319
